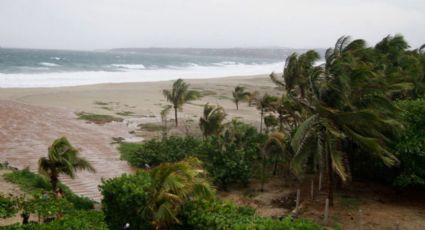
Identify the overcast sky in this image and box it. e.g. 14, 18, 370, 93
0, 0, 424, 50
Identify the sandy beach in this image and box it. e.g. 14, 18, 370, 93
0, 74, 279, 200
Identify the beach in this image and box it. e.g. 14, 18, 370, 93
0, 74, 279, 200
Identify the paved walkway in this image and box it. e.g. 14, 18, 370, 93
0, 100, 133, 201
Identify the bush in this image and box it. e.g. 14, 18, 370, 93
178, 200, 322, 230
0, 194, 18, 218
1, 210, 107, 230
4, 168, 95, 210
119, 136, 201, 168
119, 122, 266, 189
393, 99, 425, 188
99, 172, 152, 230
197, 121, 265, 189
349, 99, 425, 189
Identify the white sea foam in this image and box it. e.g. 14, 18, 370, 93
39, 62, 60, 67
0, 62, 284, 88
111, 64, 146, 70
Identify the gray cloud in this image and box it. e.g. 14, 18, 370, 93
0, 0, 424, 50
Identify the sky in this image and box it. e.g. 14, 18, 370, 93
0, 0, 424, 50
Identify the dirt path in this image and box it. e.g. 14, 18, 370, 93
0, 100, 133, 201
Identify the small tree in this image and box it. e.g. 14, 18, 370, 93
256, 94, 278, 133
163, 79, 200, 127
232, 86, 250, 110
38, 137, 95, 192
199, 104, 226, 138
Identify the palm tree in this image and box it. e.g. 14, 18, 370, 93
270, 50, 319, 98
199, 104, 226, 138
291, 36, 402, 206
38, 137, 95, 192
256, 94, 278, 133
232, 86, 250, 110
163, 79, 199, 127
141, 157, 214, 229
270, 94, 302, 132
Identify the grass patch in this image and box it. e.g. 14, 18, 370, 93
76, 112, 123, 124
199, 89, 217, 97
4, 168, 95, 209
138, 123, 163, 132
94, 101, 109, 106
116, 111, 134, 116
100, 106, 113, 111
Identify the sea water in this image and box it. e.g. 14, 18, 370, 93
0, 48, 296, 88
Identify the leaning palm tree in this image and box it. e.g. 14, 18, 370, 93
163, 79, 199, 127
232, 86, 250, 110
199, 104, 226, 138
291, 36, 402, 206
38, 137, 95, 192
259, 132, 287, 191
270, 50, 319, 98
141, 157, 214, 229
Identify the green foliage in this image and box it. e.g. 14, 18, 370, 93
76, 112, 123, 124
4, 169, 94, 210
393, 99, 425, 188
99, 172, 152, 229
178, 199, 322, 230
118, 136, 201, 168
199, 104, 226, 137
0, 193, 18, 218
264, 114, 278, 132
119, 121, 265, 189
28, 192, 73, 218
100, 158, 215, 230
1, 210, 107, 230
198, 121, 265, 189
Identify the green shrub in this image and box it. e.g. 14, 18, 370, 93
4, 169, 94, 210
99, 172, 152, 230
177, 199, 322, 230
0, 194, 18, 218
118, 136, 201, 168
197, 121, 265, 189
1, 210, 107, 230
393, 99, 425, 188
119, 122, 265, 189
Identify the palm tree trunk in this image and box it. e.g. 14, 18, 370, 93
260, 109, 264, 133
326, 140, 334, 206
236, 100, 239, 110
50, 174, 59, 193
174, 106, 178, 127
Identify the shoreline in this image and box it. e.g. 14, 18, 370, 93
0, 73, 271, 90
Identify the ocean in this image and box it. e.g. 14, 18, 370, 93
0, 47, 300, 88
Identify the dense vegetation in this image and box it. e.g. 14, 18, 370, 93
178, 200, 321, 230
99, 158, 321, 230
